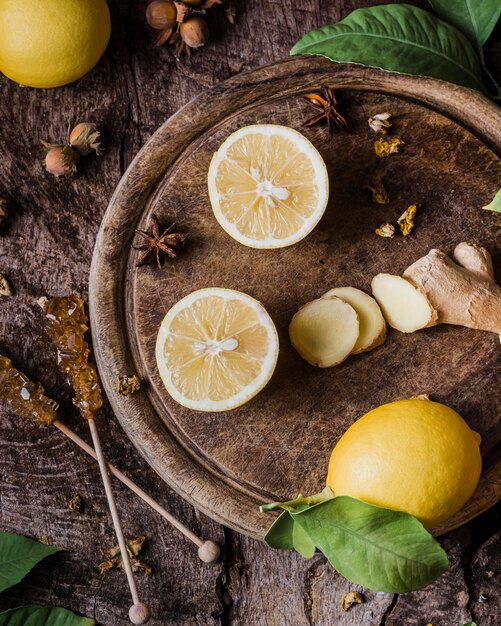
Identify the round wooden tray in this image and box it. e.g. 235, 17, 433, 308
90, 58, 501, 539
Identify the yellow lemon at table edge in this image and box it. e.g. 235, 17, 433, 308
0, 0, 111, 88
155, 288, 279, 412
326, 399, 482, 529
208, 124, 329, 249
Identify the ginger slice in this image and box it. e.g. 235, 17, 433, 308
289, 296, 359, 368
371, 274, 437, 333
322, 287, 386, 353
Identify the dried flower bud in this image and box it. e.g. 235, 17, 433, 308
180, 15, 209, 48
398, 203, 419, 236
146, 0, 177, 30
374, 136, 404, 158
69, 122, 103, 156
341, 591, 364, 612
0, 196, 8, 231
0, 272, 12, 296
115, 374, 141, 396
375, 223, 395, 238
43, 144, 79, 177
368, 111, 392, 134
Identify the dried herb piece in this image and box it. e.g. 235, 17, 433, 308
374, 137, 404, 157
39, 295, 103, 420
0, 273, 12, 296
0, 196, 8, 231
115, 374, 141, 396
303, 84, 348, 135
224, 0, 236, 23
341, 591, 364, 611
68, 494, 84, 512
398, 203, 419, 236
367, 176, 390, 204
368, 111, 392, 134
0, 355, 58, 425
375, 223, 395, 238
133, 214, 187, 268
99, 535, 151, 576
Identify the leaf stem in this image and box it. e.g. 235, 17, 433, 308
260, 487, 334, 512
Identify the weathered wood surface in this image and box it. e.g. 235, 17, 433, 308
0, 1, 500, 625
90, 56, 501, 539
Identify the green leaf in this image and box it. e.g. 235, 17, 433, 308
291, 497, 449, 593
292, 520, 316, 558
0, 533, 64, 593
460, 623, 476, 626
290, 4, 485, 92
429, 0, 501, 47
0, 606, 95, 626
264, 510, 316, 557
264, 511, 295, 550
483, 188, 501, 212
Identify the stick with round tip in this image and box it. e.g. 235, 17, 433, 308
87, 418, 151, 624
53, 419, 221, 562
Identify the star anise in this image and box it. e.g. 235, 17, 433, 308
133, 214, 186, 268
303, 84, 348, 135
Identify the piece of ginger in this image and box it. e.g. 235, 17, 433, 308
289, 296, 359, 367
371, 242, 501, 335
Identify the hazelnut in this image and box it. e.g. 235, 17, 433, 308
69, 122, 102, 156
180, 15, 209, 48
146, 0, 177, 29
44, 145, 79, 177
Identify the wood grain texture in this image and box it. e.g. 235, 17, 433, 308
0, 0, 500, 624
90, 57, 501, 539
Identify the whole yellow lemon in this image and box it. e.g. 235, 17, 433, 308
0, 0, 111, 88
327, 399, 482, 529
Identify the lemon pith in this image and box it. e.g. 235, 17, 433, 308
208, 124, 329, 249
326, 399, 482, 528
0, 0, 111, 88
155, 288, 279, 412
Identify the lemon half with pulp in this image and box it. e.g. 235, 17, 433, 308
156, 288, 279, 411
208, 124, 329, 248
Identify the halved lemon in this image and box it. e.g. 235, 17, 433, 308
155, 288, 279, 411
208, 124, 329, 248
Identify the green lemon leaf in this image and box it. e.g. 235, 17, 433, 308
291, 496, 449, 593
483, 188, 501, 212
292, 520, 316, 558
429, 0, 501, 47
460, 623, 477, 626
290, 4, 485, 92
264, 511, 295, 550
264, 510, 317, 557
0, 606, 95, 626
0, 533, 64, 593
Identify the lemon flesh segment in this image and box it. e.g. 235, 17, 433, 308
327, 399, 482, 529
323, 287, 386, 354
208, 125, 329, 249
289, 297, 359, 368
156, 288, 279, 411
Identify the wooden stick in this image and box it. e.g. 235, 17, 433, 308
86, 419, 151, 625
53, 419, 221, 563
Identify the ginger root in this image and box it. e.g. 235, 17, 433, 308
372, 242, 501, 335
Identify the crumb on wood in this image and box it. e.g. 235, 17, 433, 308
68, 494, 84, 512
341, 591, 364, 611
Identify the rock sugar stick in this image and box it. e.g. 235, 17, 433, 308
39, 295, 151, 625
0, 354, 220, 564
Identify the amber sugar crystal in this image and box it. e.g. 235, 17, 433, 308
0, 355, 58, 424
41, 295, 103, 420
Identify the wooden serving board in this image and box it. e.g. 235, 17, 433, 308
90, 58, 501, 539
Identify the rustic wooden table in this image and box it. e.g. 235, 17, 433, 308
0, 1, 500, 625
